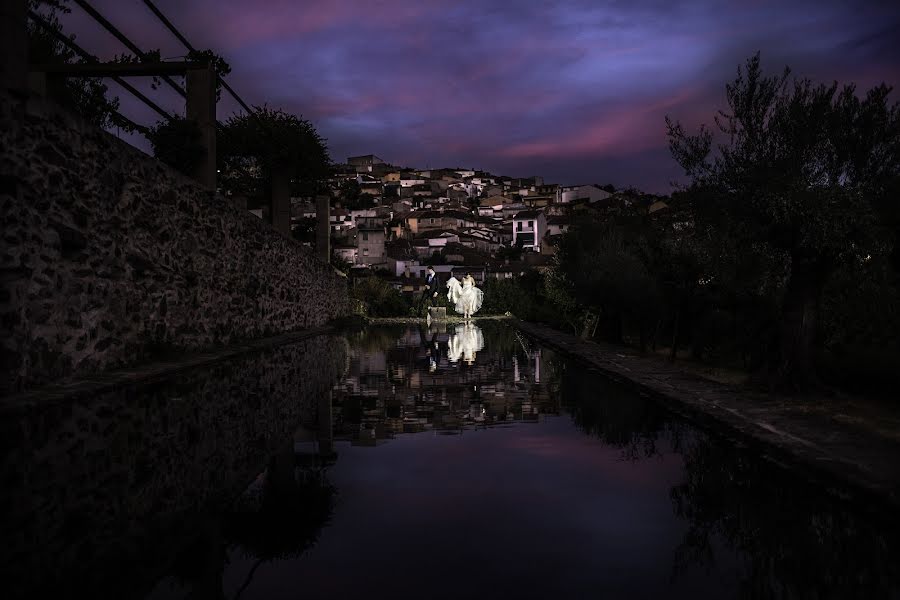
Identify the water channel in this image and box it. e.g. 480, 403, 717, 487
3, 322, 898, 599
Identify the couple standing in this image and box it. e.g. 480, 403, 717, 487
422, 266, 484, 319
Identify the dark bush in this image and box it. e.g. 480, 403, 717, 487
147, 118, 205, 177
351, 276, 411, 318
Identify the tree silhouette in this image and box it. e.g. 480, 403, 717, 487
225, 453, 336, 599
218, 106, 331, 202
667, 53, 900, 391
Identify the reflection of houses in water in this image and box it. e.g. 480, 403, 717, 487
512, 348, 543, 383
332, 324, 560, 445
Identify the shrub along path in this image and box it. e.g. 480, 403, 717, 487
514, 320, 900, 514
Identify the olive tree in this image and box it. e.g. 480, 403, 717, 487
666, 54, 899, 391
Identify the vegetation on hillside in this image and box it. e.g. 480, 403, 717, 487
531, 54, 900, 394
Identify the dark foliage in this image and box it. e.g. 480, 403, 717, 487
351, 276, 411, 317
666, 53, 900, 391
146, 118, 204, 176
26, 1, 123, 130
527, 53, 900, 397
218, 105, 331, 202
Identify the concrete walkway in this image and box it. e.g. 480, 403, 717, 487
513, 320, 900, 512
1, 326, 335, 415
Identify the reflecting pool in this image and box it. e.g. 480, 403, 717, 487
3, 323, 899, 599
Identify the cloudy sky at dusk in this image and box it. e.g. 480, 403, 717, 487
56, 0, 900, 193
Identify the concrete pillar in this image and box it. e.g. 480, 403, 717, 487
185, 63, 216, 190
0, 0, 27, 98
270, 166, 291, 236
317, 391, 334, 457
316, 194, 330, 263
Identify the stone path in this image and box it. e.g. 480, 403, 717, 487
1, 326, 335, 416
513, 320, 900, 512
368, 315, 514, 324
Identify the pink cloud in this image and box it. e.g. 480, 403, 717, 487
500, 86, 705, 159
201, 0, 439, 47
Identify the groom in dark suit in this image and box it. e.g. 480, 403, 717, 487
421, 266, 440, 311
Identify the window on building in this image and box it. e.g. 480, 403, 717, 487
517, 221, 523, 231
363, 248, 369, 256
528, 220, 534, 229
362, 232, 369, 241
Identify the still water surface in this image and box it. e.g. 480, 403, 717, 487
5, 323, 900, 599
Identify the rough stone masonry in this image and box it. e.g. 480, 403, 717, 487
0, 333, 349, 597
0, 91, 351, 394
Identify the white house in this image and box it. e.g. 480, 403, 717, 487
400, 175, 426, 187
419, 230, 460, 250
559, 184, 612, 204
546, 215, 571, 237
330, 208, 355, 233
458, 228, 500, 254
448, 181, 478, 196
512, 210, 547, 252
348, 208, 378, 227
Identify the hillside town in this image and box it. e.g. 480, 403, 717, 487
279, 154, 671, 298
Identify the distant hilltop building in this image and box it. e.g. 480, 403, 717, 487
347, 154, 385, 168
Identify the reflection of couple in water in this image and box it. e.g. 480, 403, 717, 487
417, 322, 485, 367
446, 272, 484, 320
447, 322, 484, 365
417, 324, 440, 372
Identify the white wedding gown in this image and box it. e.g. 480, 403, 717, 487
446, 276, 462, 305
454, 277, 484, 316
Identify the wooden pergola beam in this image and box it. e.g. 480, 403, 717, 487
26, 9, 173, 123
30, 60, 217, 190
140, 0, 254, 115
72, 0, 186, 98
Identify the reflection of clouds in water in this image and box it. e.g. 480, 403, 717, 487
447, 323, 485, 364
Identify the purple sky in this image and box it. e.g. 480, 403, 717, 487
57, 0, 900, 194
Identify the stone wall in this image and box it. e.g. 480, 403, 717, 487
0, 332, 349, 599
0, 92, 350, 394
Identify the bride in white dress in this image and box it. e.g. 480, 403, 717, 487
454, 272, 484, 320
